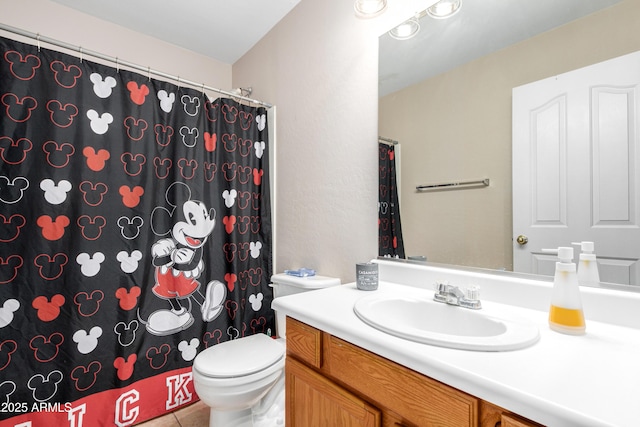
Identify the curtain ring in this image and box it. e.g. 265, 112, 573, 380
79, 46, 83, 63
147, 66, 151, 81
176, 76, 181, 90
115, 57, 119, 73
36, 33, 41, 52
201, 83, 206, 95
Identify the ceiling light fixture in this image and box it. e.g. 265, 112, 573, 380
388, 17, 421, 40
354, 0, 387, 19
426, 0, 462, 19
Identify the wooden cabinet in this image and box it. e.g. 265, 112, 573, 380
286, 356, 381, 426
286, 316, 322, 368
479, 401, 543, 427
325, 334, 477, 426
286, 317, 542, 427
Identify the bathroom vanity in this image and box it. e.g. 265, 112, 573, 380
286, 317, 538, 426
272, 260, 640, 426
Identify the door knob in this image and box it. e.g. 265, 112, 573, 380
516, 235, 528, 245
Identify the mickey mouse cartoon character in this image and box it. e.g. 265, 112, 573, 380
144, 182, 226, 336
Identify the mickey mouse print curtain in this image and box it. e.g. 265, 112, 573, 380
379, 142, 405, 258
0, 36, 273, 426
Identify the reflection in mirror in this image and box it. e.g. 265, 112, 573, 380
377, 257, 640, 294
378, 0, 640, 290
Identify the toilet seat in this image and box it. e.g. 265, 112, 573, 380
194, 333, 284, 379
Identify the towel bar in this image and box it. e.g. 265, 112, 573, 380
416, 178, 490, 191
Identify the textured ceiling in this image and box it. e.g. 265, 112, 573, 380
51, 0, 301, 64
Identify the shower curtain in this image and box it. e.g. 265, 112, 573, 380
0, 36, 273, 426
378, 142, 405, 258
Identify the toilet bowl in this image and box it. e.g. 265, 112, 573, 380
192, 273, 340, 427
193, 334, 285, 426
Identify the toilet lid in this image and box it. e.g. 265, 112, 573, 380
194, 333, 284, 378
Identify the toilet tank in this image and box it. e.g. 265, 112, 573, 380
270, 273, 340, 337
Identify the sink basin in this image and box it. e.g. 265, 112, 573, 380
353, 292, 540, 351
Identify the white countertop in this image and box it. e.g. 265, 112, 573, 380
273, 280, 640, 426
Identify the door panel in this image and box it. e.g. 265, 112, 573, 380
513, 51, 640, 285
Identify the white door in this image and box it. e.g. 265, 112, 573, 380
513, 51, 640, 286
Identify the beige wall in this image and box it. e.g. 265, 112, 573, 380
233, 0, 381, 281
1, 0, 231, 89
379, 0, 640, 271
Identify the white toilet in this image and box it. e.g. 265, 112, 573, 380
192, 273, 340, 427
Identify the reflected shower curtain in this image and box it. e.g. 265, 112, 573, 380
0, 36, 273, 426
378, 142, 405, 258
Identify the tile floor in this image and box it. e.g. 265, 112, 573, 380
136, 400, 209, 427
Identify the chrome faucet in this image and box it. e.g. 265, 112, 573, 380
433, 282, 482, 310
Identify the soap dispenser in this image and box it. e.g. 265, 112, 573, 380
547, 246, 586, 335
572, 241, 600, 286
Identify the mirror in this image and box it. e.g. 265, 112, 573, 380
378, 0, 640, 290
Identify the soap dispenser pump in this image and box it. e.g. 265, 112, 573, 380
547, 246, 586, 335
572, 241, 600, 286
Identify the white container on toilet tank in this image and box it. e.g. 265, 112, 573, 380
270, 273, 341, 337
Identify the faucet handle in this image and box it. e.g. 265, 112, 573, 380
435, 281, 448, 294
465, 286, 480, 301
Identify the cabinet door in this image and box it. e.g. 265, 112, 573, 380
286, 356, 381, 427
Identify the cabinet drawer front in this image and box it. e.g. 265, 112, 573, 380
286, 317, 322, 368
480, 400, 544, 427
326, 336, 478, 427
502, 414, 543, 427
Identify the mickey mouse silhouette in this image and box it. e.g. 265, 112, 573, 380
143, 182, 226, 336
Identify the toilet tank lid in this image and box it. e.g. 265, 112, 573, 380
193, 333, 284, 378
270, 273, 341, 289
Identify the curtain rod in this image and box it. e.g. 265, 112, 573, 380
378, 136, 398, 145
0, 22, 273, 108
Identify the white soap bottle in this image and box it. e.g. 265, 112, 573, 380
572, 241, 600, 286
547, 246, 586, 335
